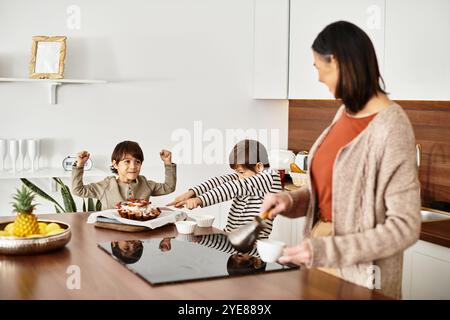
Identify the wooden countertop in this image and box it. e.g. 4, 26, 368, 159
420, 219, 450, 248
0, 213, 388, 300
284, 179, 450, 249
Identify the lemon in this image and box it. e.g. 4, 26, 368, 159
46, 229, 64, 236
4, 223, 14, 234
45, 223, 61, 234
38, 222, 47, 235
26, 234, 43, 238
0, 230, 9, 237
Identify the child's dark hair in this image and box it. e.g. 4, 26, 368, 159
111, 240, 144, 264
226, 253, 266, 276
110, 140, 144, 174
229, 139, 270, 172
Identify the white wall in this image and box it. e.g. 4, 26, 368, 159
0, 0, 289, 237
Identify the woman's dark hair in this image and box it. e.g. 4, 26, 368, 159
110, 140, 144, 174
229, 139, 270, 172
312, 20, 386, 114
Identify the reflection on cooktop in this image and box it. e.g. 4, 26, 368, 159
98, 233, 297, 285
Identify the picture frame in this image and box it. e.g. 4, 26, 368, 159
29, 36, 67, 79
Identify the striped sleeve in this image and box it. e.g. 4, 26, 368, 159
190, 173, 239, 197
198, 171, 277, 207
197, 234, 259, 256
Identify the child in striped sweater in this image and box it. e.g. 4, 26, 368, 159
168, 139, 282, 239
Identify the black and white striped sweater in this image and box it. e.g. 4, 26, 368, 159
191, 168, 282, 239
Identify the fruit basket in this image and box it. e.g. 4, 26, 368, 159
0, 186, 71, 255
0, 219, 71, 255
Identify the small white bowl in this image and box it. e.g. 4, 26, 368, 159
192, 214, 215, 228
175, 221, 197, 234
257, 239, 286, 263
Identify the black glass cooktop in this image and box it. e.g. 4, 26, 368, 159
98, 233, 297, 285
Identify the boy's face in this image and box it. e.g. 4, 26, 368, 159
113, 153, 142, 182
234, 163, 263, 179
113, 240, 141, 257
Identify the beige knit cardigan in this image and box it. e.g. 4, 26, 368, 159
289, 103, 421, 299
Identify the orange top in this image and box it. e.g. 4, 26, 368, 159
311, 111, 377, 222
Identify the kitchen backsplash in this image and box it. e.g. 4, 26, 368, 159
288, 99, 450, 210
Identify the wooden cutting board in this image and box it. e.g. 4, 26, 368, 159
94, 220, 149, 232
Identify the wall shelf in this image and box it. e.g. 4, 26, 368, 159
0, 77, 107, 104
0, 167, 109, 191
0, 167, 109, 180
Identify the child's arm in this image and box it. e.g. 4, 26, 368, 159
167, 173, 239, 207
198, 170, 280, 208
148, 163, 177, 196
71, 151, 104, 199
71, 166, 104, 199
190, 173, 239, 197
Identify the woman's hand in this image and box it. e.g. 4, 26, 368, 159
260, 192, 294, 219
167, 190, 195, 207
160, 149, 172, 165
76, 151, 90, 168
278, 240, 312, 266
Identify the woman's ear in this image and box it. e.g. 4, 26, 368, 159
255, 162, 264, 173
330, 55, 338, 70
112, 160, 119, 169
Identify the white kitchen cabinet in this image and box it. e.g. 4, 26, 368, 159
402, 240, 450, 299
288, 0, 386, 99
384, 0, 450, 100
253, 0, 290, 99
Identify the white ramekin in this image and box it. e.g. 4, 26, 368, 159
175, 221, 197, 234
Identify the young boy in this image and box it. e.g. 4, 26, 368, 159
168, 139, 281, 239
72, 140, 176, 209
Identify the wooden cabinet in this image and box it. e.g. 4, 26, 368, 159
384, 0, 450, 100
253, 0, 290, 99
402, 240, 450, 299
288, 0, 386, 99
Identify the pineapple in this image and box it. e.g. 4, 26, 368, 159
12, 186, 39, 237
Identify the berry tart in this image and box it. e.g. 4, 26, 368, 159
116, 199, 161, 221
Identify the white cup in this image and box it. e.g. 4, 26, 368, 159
175, 221, 197, 234
191, 214, 215, 227
256, 239, 286, 263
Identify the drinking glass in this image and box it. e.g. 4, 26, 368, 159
18, 139, 27, 172
0, 139, 7, 171
27, 139, 38, 172
9, 140, 18, 174
35, 139, 40, 170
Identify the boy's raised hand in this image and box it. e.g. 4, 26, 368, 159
160, 149, 172, 165
167, 190, 195, 207
76, 151, 90, 168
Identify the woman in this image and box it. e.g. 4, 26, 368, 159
260, 21, 421, 299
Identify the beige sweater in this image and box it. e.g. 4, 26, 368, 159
71, 164, 176, 209
288, 103, 421, 299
